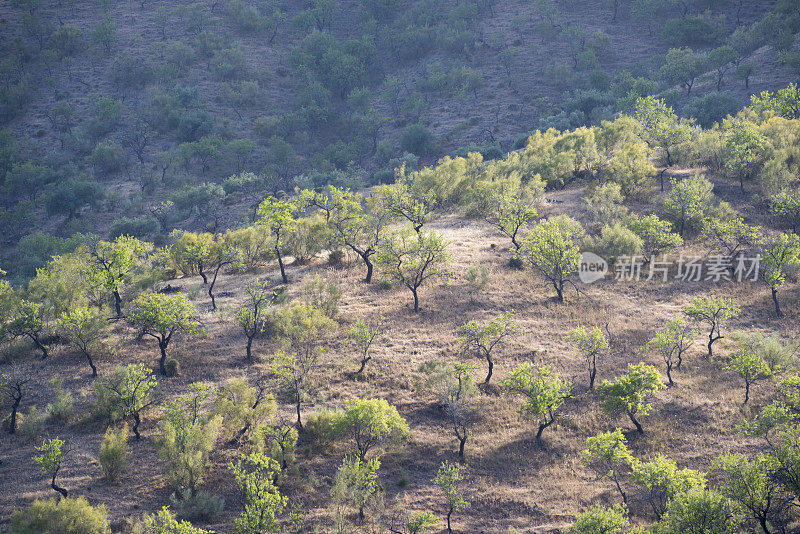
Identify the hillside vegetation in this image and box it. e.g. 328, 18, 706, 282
2, 83, 800, 532
1, 0, 800, 280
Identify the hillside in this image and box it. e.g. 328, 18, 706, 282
1, 0, 800, 280
3, 1, 800, 533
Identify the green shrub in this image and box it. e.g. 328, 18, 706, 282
301, 273, 341, 318
90, 142, 126, 174
10, 496, 110, 534
169, 489, 225, 522
683, 92, 739, 128
17, 406, 45, 444
400, 124, 436, 157
99, 425, 129, 482
305, 409, 341, 447
46, 378, 75, 424
165, 358, 180, 377
109, 216, 160, 240
587, 223, 643, 264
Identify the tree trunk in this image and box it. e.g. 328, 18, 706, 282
458, 434, 466, 460
113, 290, 122, 317
412, 288, 419, 312
362, 253, 373, 283
132, 411, 141, 441
51, 474, 68, 497
158, 341, 168, 376
484, 355, 493, 383
628, 411, 644, 434
246, 335, 254, 362
295, 399, 302, 430
447, 509, 453, 534
8, 397, 20, 435
536, 420, 553, 447
759, 516, 770, 534
28, 333, 48, 360
707, 331, 719, 359
614, 475, 628, 504
208, 284, 217, 311
772, 288, 783, 317
276, 247, 287, 284
356, 355, 370, 374
84, 351, 98, 377
555, 280, 564, 303
744, 381, 750, 404
589, 362, 597, 391
666, 362, 674, 387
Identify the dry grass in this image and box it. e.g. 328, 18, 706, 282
1, 179, 798, 532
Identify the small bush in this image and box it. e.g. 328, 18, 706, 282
301, 273, 341, 318
109, 216, 160, 240
10, 496, 110, 534
165, 358, 180, 377
378, 278, 393, 290
400, 124, 436, 157
46, 378, 75, 424
17, 406, 45, 444
169, 489, 225, 522
99, 425, 129, 482
586, 223, 643, 264
328, 249, 344, 265
305, 409, 341, 448
90, 142, 126, 175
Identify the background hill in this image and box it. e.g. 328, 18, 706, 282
0, 0, 798, 280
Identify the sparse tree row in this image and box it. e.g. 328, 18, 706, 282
2, 87, 800, 533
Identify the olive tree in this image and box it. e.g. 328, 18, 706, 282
213, 377, 276, 444
228, 450, 285, 534
87, 235, 152, 318
34, 437, 70, 497
633, 96, 693, 177
665, 174, 715, 237
1, 365, 32, 435
351, 317, 381, 375
127, 293, 199, 376
682, 296, 740, 358
599, 362, 665, 434
236, 279, 275, 362
334, 397, 410, 461
569, 326, 610, 391
502, 363, 572, 447
721, 119, 767, 193
433, 461, 470, 534
459, 310, 523, 383
760, 233, 800, 317
56, 306, 103, 377
375, 228, 451, 313
725, 335, 772, 404
422, 362, 479, 460
517, 215, 584, 302
331, 455, 381, 526
256, 197, 298, 284
273, 303, 335, 428
93, 363, 158, 440
645, 318, 699, 386
630, 455, 707, 520
300, 186, 390, 283
5, 297, 48, 359
702, 215, 762, 265
581, 429, 634, 503
712, 452, 790, 534
482, 182, 539, 250
156, 382, 222, 495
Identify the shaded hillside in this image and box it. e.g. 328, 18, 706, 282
0, 0, 799, 281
